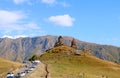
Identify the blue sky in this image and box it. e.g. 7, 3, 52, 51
0, 0, 120, 46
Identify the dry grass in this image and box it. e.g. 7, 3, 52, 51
40, 46, 120, 78
27, 63, 47, 78
0, 58, 22, 78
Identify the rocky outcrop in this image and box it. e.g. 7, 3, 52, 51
54, 36, 66, 47
71, 38, 77, 49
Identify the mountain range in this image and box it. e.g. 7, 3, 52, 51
0, 35, 120, 63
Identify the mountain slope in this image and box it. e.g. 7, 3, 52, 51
0, 35, 120, 63
39, 46, 120, 78
0, 58, 21, 77
0, 36, 57, 62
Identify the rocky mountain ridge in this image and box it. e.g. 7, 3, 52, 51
0, 35, 120, 63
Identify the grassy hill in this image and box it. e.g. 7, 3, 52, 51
39, 46, 120, 78
0, 58, 22, 77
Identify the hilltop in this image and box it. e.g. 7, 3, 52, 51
0, 35, 120, 63
39, 46, 120, 78
0, 58, 21, 77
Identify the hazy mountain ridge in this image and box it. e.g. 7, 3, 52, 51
0, 35, 120, 63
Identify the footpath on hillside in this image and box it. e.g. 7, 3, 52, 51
45, 64, 50, 78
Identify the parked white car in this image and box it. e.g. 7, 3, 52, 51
29, 67, 34, 71
20, 72, 26, 76
7, 72, 14, 78
17, 72, 26, 77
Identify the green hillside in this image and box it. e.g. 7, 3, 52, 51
0, 58, 22, 77
39, 46, 120, 78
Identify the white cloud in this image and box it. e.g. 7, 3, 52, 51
0, 10, 26, 32
0, 10, 25, 24
2, 35, 14, 39
41, 0, 56, 4
48, 14, 75, 27
24, 22, 39, 29
0, 10, 43, 37
13, 0, 34, 5
0, 10, 27, 31
2, 35, 27, 39
60, 2, 69, 7
40, 0, 69, 7
13, 0, 26, 4
13, 0, 69, 7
